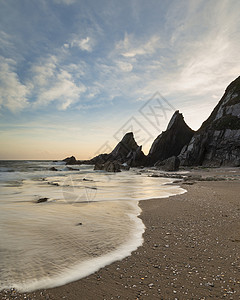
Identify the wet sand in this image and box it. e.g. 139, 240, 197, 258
1, 168, 240, 299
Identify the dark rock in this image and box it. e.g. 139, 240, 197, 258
184, 175, 202, 181
110, 132, 146, 166
147, 111, 194, 166
94, 161, 121, 172
49, 182, 59, 186
49, 167, 57, 171
111, 132, 139, 159
94, 162, 104, 170
36, 197, 48, 203
104, 161, 121, 172
88, 153, 111, 165
63, 155, 75, 162
63, 156, 78, 165
67, 167, 79, 171
90, 132, 146, 167
182, 181, 195, 185
180, 76, 240, 167
155, 156, 180, 171
76, 222, 82, 226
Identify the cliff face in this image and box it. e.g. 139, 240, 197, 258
147, 111, 195, 166
180, 76, 240, 167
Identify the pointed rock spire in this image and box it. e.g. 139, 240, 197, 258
147, 111, 194, 166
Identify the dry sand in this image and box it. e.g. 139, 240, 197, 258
1, 168, 240, 300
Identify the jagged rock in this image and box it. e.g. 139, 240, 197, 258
111, 132, 139, 159
110, 132, 146, 166
91, 132, 145, 167
155, 156, 180, 171
147, 111, 195, 166
180, 76, 240, 167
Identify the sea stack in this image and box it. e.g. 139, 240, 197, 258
146, 110, 195, 166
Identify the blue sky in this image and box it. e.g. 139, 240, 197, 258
0, 0, 240, 159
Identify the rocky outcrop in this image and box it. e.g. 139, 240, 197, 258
86, 153, 110, 165
180, 76, 240, 167
110, 132, 146, 166
94, 161, 121, 172
91, 132, 146, 169
154, 156, 180, 171
63, 156, 78, 165
62, 133, 145, 169
146, 111, 195, 166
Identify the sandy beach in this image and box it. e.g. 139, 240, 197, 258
1, 168, 240, 300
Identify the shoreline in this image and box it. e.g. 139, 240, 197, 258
1, 168, 240, 299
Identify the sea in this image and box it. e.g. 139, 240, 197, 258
0, 160, 186, 292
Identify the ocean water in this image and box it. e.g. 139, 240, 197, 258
0, 160, 186, 292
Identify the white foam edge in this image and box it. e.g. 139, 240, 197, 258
3, 201, 144, 293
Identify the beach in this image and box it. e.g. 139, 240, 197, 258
1, 168, 240, 299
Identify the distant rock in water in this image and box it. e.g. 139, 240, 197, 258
49, 167, 58, 171
67, 166, 79, 171
180, 76, 240, 167
63, 156, 78, 165
36, 197, 48, 203
147, 111, 195, 166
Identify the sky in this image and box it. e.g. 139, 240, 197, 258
0, 0, 240, 160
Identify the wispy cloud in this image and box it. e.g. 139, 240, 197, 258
116, 33, 161, 58
53, 0, 76, 5
66, 36, 94, 52
30, 55, 86, 110
0, 57, 29, 112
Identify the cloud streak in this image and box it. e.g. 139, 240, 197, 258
0, 57, 29, 112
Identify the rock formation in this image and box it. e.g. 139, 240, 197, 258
110, 132, 146, 166
62, 76, 240, 169
89, 132, 146, 169
146, 111, 195, 166
154, 156, 180, 172
94, 161, 121, 172
63, 156, 78, 165
180, 76, 240, 167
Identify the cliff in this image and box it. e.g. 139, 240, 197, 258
180, 76, 240, 167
